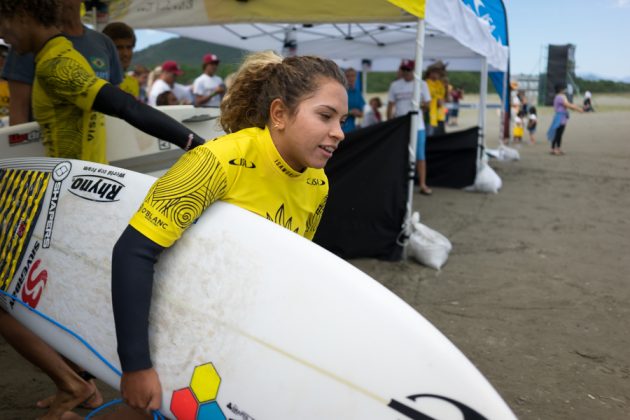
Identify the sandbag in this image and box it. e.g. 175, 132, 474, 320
497, 145, 520, 161
407, 212, 452, 270
465, 162, 502, 194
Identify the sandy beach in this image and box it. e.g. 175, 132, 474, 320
1, 94, 628, 419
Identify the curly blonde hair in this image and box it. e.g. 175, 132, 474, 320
220, 51, 347, 134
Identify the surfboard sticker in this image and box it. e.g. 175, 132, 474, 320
0, 168, 50, 292
7, 126, 41, 147
170, 362, 226, 420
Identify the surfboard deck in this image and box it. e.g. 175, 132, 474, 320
0, 157, 516, 420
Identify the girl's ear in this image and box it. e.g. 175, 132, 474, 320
269, 98, 287, 130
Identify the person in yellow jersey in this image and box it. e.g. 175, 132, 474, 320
71, 51, 347, 419
0, 0, 204, 164
0, 2, 205, 418
102, 21, 141, 99
424, 61, 447, 136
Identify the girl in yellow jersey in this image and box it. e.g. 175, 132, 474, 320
107, 51, 348, 417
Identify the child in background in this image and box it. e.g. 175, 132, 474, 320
513, 110, 525, 144
527, 106, 537, 144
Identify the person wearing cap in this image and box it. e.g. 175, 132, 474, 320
148, 60, 184, 106
0, 39, 9, 120
387, 59, 433, 196
192, 53, 225, 107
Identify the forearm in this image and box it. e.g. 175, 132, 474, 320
387, 103, 394, 120
112, 225, 165, 372
93, 84, 205, 150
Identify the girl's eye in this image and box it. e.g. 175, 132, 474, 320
320, 113, 331, 120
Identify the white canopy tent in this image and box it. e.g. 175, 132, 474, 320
97, 0, 507, 72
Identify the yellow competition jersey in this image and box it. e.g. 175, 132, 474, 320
119, 74, 140, 99
130, 126, 329, 247
0, 80, 9, 117
426, 79, 446, 126
33, 36, 108, 163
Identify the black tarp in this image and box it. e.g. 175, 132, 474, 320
313, 115, 411, 261
426, 126, 478, 188
314, 115, 479, 261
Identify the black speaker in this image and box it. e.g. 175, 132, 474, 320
545, 44, 576, 105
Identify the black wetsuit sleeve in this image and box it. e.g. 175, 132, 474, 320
93, 83, 205, 151
111, 225, 165, 372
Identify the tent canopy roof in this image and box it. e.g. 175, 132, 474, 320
98, 0, 508, 71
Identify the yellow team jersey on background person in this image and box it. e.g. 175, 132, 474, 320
33, 36, 108, 163
0, 79, 9, 118
119, 74, 140, 99
130, 126, 329, 247
426, 79, 446, 127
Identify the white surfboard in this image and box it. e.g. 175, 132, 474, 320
0, 105, 223, 176
0, 157, 516, 420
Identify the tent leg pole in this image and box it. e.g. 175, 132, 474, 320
401, 18, 426, 258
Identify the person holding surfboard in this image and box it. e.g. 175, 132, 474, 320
108, 51, 348, 417
0, 1, 206, 418
0, 0, 205, 164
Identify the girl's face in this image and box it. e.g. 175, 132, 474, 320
274, 78, 348, 172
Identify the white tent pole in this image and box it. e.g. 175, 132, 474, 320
402, 18, 425, 252
477, 57, 488, 163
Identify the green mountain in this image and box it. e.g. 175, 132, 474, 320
132, 37, 248, 84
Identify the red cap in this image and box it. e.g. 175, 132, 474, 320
162, 60, 183, 76
203, 53, 220, 65
400, 59, 415, 71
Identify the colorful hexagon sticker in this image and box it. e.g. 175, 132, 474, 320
190, 363, 221, 402
170, 362, 226, 420
171, 388, 198, 420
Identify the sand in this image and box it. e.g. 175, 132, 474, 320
1, 94, 629, 419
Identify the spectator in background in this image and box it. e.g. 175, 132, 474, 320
583, 90, 595, 112
527, 106, 537, 144
156, 90, 178, 106
362, 97, 383, 127
146, 65, 161, 99
193, 53, 225, 107
448, 85, 463, 126
132, 64, 150, 103
517, 90, 528, 114
341, 67, 365, 132
547, 84, 584, 156
0, 0, 122, 125
102, 21, 140, 99
0, 39, 9, 122
513, 109, 525, 145
424, 61, 447, 136
387, 59, 432, 196
148, 60, 184, 106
